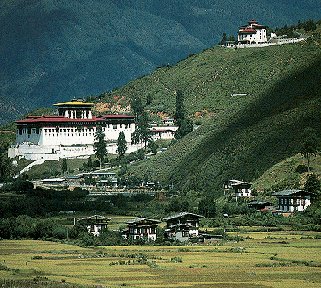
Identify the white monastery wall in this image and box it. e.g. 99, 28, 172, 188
10, 99, 175, 160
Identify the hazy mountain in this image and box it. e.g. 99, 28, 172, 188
1, 0, 321, 123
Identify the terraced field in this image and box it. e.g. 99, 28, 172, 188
0, 231, 321, 287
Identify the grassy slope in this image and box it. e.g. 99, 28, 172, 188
110, 40, 321, 197
253, 153, 321, 193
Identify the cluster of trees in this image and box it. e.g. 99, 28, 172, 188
0, 143, 13, 182
0, 216, 67, 240
92, 97, 161, 169
275, 19, 320, 38
219, 33, 236, 45
0, 180, 157, 218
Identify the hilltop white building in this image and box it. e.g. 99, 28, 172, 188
238, 20, 267, 44
8, 99, 138, 160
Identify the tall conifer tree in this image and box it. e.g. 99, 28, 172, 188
94, 125, 107, 169
117, 131, 127, 158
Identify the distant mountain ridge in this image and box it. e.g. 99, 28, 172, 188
1, 0, 321, 124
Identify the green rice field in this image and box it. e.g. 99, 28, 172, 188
0, 231, 321, 288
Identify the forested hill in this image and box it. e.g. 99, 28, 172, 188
110, 39, 321, 197
1, 0, 321, 124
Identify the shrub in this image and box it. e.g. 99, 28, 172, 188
170, 256, 183, 263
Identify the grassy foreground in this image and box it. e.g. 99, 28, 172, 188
1, 231, 321, 288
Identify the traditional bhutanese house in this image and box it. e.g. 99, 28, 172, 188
8, 99, 136, 160
42, 177, 66, 186
83, 172, 118, 188
224, 179, 252, 198
238, 19, 267, 44
163, 118, 175, 126
248, 200, 273, 212
163, 212, 204, 242
149, 126, 178, 141
272, 189, 312, 213
77, 215, 111, 236
125, 218, 160, 241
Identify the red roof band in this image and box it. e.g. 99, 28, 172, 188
239, 28, 257, 34
16, 114, 134, 124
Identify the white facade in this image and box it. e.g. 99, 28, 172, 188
129, 227, 157, 241
126, 218, 160, 241
238, 20, 267, 44
235, 187, 252, 198
224, 180, 252, 198
9, 100, 137, 160
273, 190, 312, 212
150, 126, 178, 141
77, 215, 110, 237
164, 212, 203, 242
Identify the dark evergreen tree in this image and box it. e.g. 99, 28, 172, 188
228, 35, 236, 42
87, 156, 93, 171
0, 145, 13, 181
300, 127, 319, 172
175, 118, 193, 140
131, 97, 144, 120
220, 32, 227, 45
94, 125, 107, 169
303, 19, 317, 32
174, 90, 193, 139
117, 131, 127, 158
61, 158, 68, 175
148, 140, 158, 154
304, 173, 320, 200
198, 198, 216, 218
146, 94, 153, 106
131, 111, 151, 149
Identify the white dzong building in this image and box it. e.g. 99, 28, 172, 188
238, 20, 267, 44
8, 99, 137, 160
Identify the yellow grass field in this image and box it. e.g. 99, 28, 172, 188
0, 231, 321, 288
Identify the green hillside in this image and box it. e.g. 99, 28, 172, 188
108, 39, 321, 197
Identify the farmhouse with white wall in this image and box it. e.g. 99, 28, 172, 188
272, 189, 312, 213
124, 218, 160, 241
77, 215, 111, 236
164, 212, 204, 242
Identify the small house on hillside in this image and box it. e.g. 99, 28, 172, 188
163, 212, 204, 242
124, 218, 160, 241
224, 179, 252, 198
83, 172, 118, 188
163, 118, 175, 126
42, 178, 66, 186
150, 126, 178, 140
272, 189, 312, 213
77, 215, 111, 236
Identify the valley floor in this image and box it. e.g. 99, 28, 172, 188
1, 230, 321, 288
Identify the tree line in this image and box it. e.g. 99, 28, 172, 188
92, 89, 193, 168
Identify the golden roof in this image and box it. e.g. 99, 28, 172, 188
53, 100, 94, 107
